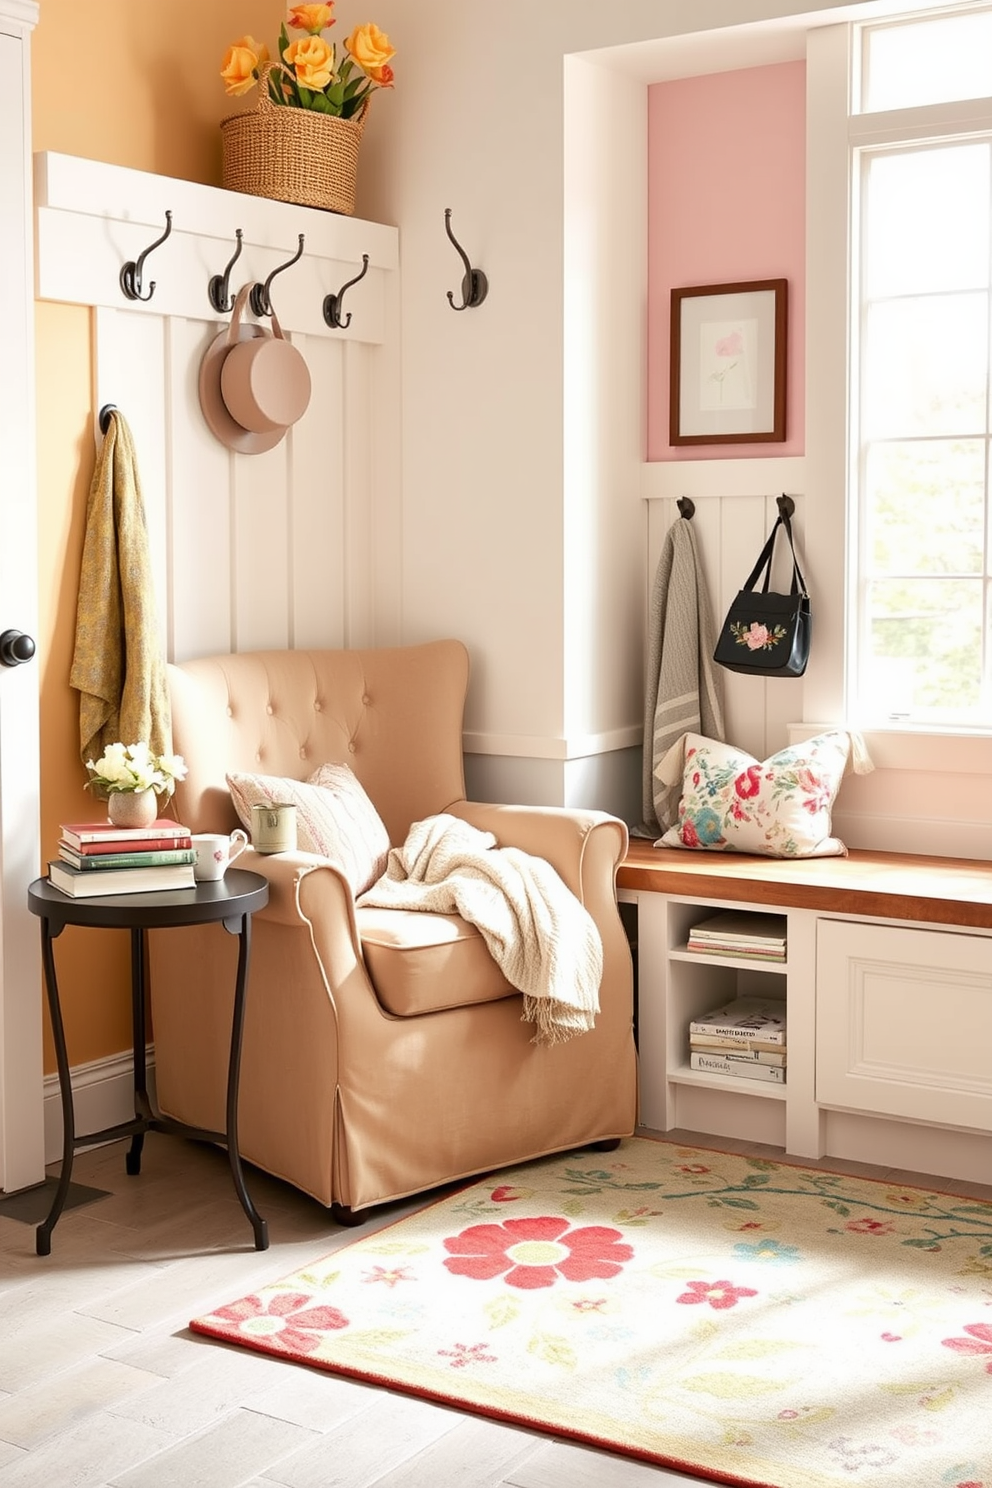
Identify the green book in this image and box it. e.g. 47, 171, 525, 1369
59, 846, 197, 871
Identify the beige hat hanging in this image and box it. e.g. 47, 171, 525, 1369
199, 283, 312, 454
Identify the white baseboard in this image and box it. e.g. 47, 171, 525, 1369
44, 1047, 157, 1166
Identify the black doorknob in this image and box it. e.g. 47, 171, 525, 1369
0, 630, 36, 667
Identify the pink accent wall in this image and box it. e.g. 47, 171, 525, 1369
647, 61, 806, 461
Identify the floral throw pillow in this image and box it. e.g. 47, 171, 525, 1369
226, 763, 390, 895
657, 731, 853, 858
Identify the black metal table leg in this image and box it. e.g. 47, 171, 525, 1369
36, 920, 73, 1256
224, 912, 268, 1250
126, 926, 147, 1175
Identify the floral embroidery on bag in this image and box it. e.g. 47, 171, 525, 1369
730, 620, 788, 651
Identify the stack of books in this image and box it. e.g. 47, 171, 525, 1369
687, 995, 787, 1084
687, 911, 787, 962
48, 819, 196, 898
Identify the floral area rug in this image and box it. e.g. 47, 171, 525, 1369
191, 1138, 992, 1488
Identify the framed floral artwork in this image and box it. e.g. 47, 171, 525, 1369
670, 279, 787, 445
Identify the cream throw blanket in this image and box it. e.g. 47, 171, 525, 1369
357, 814, 603, 1046
70, 410, 171, 769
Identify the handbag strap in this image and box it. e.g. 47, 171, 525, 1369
741, 509, 808, 597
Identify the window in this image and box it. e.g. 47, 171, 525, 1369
850, 6, 992, 730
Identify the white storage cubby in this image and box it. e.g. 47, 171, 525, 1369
665, 900, 787, 1094
635, 894, 800, 1153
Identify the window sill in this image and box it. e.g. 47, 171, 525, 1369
788, 724, 992, 776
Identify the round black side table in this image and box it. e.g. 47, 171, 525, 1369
27, 869, 270, 1256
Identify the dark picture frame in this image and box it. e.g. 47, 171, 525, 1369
670, 279, 788, 445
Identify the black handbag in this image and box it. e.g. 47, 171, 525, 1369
713, 510, 811, 677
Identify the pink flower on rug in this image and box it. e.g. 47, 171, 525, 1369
438, 1341, 498, 1368
362, 1265, 414, 1287
942, 1322, 992, 1372
846, 1217, 895, 1236
209, 1290, 348, 1354
443, 1215, 634, 1290
676, 1279, 758, 1310
490, 1185, 532, 1203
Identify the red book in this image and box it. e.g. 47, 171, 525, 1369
60, 819, 192, 850
64, 834, 193, 856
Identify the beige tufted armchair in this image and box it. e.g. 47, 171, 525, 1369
148, 641, 637, 1221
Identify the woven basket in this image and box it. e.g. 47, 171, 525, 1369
221, 80, 369, 215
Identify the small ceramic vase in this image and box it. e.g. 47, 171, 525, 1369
107, 789, 158, 829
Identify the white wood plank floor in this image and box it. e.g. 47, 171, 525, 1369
2, 1126, 990, 1488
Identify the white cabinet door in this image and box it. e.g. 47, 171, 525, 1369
816, 919, 992, 1132
0, 5, 43, 1196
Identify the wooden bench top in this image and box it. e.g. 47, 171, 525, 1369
618, 840, 992, 931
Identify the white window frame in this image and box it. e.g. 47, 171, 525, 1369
804, 14, 992, 776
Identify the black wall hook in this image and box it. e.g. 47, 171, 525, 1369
323, 254, 369, 329
250, 234, 305, 318
98, 404, 117, 435
777, 493, 796, 519
208, 229, 244, 314
677, 497, 695, 520
444, 208, 488, 310
120, 211, 173, 302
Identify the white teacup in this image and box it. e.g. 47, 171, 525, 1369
192, 829, 249, 882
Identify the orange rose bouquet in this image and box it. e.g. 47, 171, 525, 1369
221, 3, 395, 120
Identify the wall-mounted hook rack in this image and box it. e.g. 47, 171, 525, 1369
323, 254, 369, 330
120, 211, 173, 302
776, 493, 796, 519
98, 404, 117, 435
208, 228, 244, 314
677, 497, 695, 520
250, 234, 305, 318
444, 208, 488, 311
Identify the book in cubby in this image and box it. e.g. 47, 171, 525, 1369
688, 994, 787, 1085
49, 817, 196, 897
686, 910, 787, 962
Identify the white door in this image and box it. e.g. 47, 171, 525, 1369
0, 2, 44, 1196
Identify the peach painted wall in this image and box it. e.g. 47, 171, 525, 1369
646, 61, 806, 461
31, 0, 280, 1071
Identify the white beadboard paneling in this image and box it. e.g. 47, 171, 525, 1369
289, 334, 346, 650
343, 340, 374, 647
167, 317, 235, 660
93, 307, 169, 655
231, 441, 292, 653
370, 265, 403, 647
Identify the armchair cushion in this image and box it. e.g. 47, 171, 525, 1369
357, 906, 517, 1016
227, 764, 389, 895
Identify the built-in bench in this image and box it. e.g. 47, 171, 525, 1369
617, 843, 992, 1187
618, 842, 992, 930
